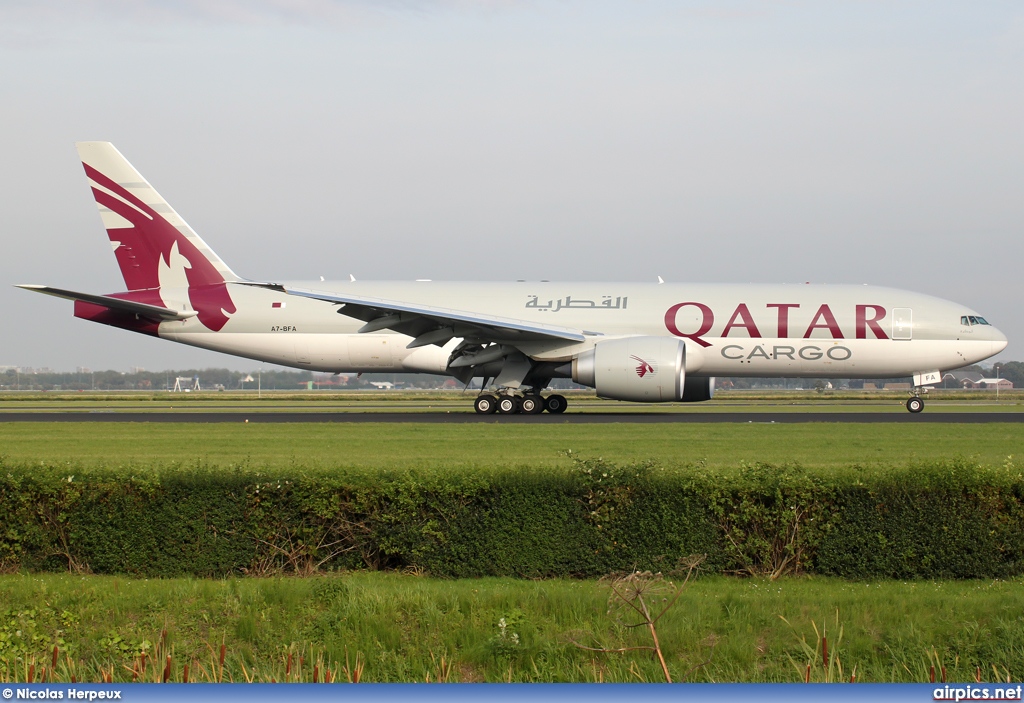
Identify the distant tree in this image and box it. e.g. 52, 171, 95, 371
994, 362, 1024, 388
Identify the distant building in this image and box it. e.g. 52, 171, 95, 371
968, 378, 1013, 390
172, 376, 201, 392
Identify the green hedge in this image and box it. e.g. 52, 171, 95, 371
1, 458, 1022, 579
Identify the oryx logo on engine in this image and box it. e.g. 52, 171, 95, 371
631, 355, 655, 378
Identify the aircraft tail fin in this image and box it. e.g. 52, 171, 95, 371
76, 142, 240, 292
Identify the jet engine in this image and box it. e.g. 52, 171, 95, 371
571, 336, 714, 403
570, 336, 679, 402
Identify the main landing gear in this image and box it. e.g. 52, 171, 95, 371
473, 393, 568, 415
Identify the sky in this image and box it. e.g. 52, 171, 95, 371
2, 0, 1022, 372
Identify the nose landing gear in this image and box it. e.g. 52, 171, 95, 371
906, 396, 925, 413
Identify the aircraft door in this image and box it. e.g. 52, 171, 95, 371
349, 335, 395, 368
892, 308, 912, 340
294, 337, 311, 364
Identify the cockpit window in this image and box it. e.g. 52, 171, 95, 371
976, 317, 990, 325
962, 315, 991, 326
962, 316, 969, 326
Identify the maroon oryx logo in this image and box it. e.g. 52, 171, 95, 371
630, 355, 655, 378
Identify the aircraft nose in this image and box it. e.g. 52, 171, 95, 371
992, 327, 1008, 355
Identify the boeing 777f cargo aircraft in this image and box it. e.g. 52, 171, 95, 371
19, 143, 1008, 413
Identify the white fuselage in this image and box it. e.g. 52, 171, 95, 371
155, 280, 1007, 379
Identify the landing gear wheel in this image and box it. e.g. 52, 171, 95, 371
474, 394, 499, 414
497, 396, 519, 414
520, 395, 544, 415
906, 397, 924, 414
544, 394, 568, 414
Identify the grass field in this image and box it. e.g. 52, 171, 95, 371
2, 413, 1022, 684
0, 422, 1020, 470
1, 572, 1021, 683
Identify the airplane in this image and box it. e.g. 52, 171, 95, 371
18, 142, 1008, 414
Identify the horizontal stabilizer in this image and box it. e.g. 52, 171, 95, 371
16, 285, 197, 321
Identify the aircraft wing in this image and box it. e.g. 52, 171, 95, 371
16, 285, 198, 321
240, 282, 589, 347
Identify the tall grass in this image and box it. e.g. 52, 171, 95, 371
1, 573, 1022, 683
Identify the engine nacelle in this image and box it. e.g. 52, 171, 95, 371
572, 336, 686, 402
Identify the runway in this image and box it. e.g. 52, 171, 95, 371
1, 411, 1021, 423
